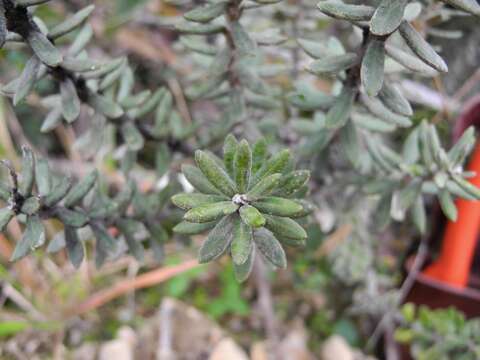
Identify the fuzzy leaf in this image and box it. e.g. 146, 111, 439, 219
89, 94, 124, 119
14, 56, 41, 105
35, 157, 51, 196
184, 201, 238, 223
361, 39, 385, 97
44, 176, 72, 207
254, 228, 286, 268
55, 208, 89, 228
234, 140, 252, 193
20, 197, 40, 215
239, 204, 266, 228
231, 217, 253, 265
247, 173, 282, 199
370, 0, 408, 36
439, 0, 480, 16
173, 220, 216, 235
182, 164, 221, 195
325, 86, 355, 129
49, 5, 95, 39
308, 53, 358, 75
19, 146, 35, 197
317, 1, 375, 21
0, 207, 14, 232
60, 78, 81, 123
233, 246, 255, 282
195, 150, 237, 196
172, 193, 227, 210
63, 169, 98, 207
198, 214, 234, 263
117, 219, 145, 262
27, 31, 63, 66
439, 189, 457, 221
121, 122, 144, 152
264, 214, 307, 240
11, 216, 45, 261
252, 149, 291, 185
398, 21, 448, 73
184, 2, 226, 23
223, 134, 238, 178
253, 197, 303, 217
65, 226, 84, 268
379, 83, 413, 117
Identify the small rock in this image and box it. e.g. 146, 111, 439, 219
320, 335, 354, 360
209, 338, 249, 360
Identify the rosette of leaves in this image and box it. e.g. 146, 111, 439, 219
363, 122, 480, 234
171, 134, 313, 281
0, 147, 156, 268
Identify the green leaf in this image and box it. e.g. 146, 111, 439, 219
14, 56, 41, 105
370, 0, 408, 36
128, 88, 166, 119
264, 214, 307, 240
47, 232, 66, 253
325, 86, 355, 129
361, 39, 385, 97
172, 193, 227, 210
398, 21, 448, 73
35, 157, 51, 196
83, 58, 125, 79
452, 175, 480, 200
385, 44, 438, 76
247, 173, 282, 199
0, 207, 14, 232
19, 146, 35, 197
198, 214, 235, 263
68, 24, 93, 56
254, 228, 286, 268
239, 204, 266, 228
402, 127, 420, 164
316, 1, 375, 21
411, 196, 427, 234
182, 164, 222, 195
11, 215, 45, 261
234, 140, 252, 193
379, 83, 413, 117
120, 90, 151, 109
55, 208, 89, 228
64, 170, 98, 207
195, 150, 237, 196
60, 78, 81, 123
173, 220, 216, 235
92, 223, 117, 268
274, 170, 310, 197
184, 2, 226, 23
20, 197, 40, 215
117, 219, 145, 262
44, 176, 72, 207
27, 31, 63, 66
287, 85, 334, 111
231, 22, 256, 57
361, 93, 412, 127
99, 59, 126, 91
390, 181, 422, 221
252, 149, 291, 185
121, 122, 144, 152
289, 199, 316, 218
253, 197, 303, 217
439, 189, 457, 221
233, 246, 255, 282
308, 53, 358, 75
184, 201, 238, 223
231, 217, 253, 265
65, 226, 84, 268
252, 138, 268, 173
154, 91, 173, 136
223, 134, 238, 178
88, 94, 124, 119
448, 126, 475, 166
49, 5, 95, 38
62, 57, 100, 73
